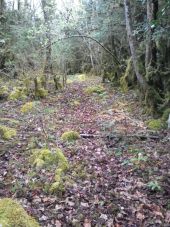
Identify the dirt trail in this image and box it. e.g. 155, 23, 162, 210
0, 76, 169, 226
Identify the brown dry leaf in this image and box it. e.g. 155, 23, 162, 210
55, 220, 62, 227
83, 218, 91, 227
165, 211, 170, 223
136, 212, 145, 220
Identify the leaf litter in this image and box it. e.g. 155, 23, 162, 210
0, 76, 170, 226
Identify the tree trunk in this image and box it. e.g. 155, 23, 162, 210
124, 0, 147, 90
41, 0, 53, 76
145, 0, 158, 69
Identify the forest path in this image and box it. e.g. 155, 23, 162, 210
0, 75, 169, 226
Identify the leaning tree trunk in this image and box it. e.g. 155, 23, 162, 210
124, 0, 147, 90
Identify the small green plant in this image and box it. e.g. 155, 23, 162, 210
21, 102, 35, 113
147, 180, 161, 192
146, 119, 164, 130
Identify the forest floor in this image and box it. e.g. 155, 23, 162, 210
0, 75, 170, 227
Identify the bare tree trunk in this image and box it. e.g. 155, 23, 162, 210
145, 0, 158, 69
41, 0, 53, 76
124, 0, 147, 89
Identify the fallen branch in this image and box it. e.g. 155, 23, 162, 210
80, 133, 160, 140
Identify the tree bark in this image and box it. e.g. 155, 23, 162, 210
145, 0, 158, 69
124, 0, 147, 90
41, 0, 53, 75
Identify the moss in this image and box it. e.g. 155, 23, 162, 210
120, 58, 132, 93
61, 130, 80, 142
32, 148, 69, 192
147, 119, 164, 130
54, 75, 62, 90
21, 102, 35, 113
0, 85, 8, 99
34, 78, 48, 99
32, 148, 69, 170
85, 85, 105, 95
8, 87, 27, 100
0, 125, 16, 140
0, 198, 39, 227
71, 100, 80, 106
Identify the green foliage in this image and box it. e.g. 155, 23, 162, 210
61, 130, 80, 142
0, 125, 16, 140
147, 181, 161, 192
0, 198, 39, 227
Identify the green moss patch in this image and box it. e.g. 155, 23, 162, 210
0, 125, 17, 140
0, 85, 9, 100
85, 85, 105, 95
32, 148, 69, 192
0, 198, 39, 227
8, 87, 27, 100
61, 130, 80, 142
147, 119, 164, 130
21, 102, 35, 113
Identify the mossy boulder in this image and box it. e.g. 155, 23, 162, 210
0, 198, 39, 227
8, 87, 27, 100
0, 125, 16, 140
147, 119, 164, 130
61, 130, 80, 142
21, 102, 35, 113
85, 85, 105, 95
0, 85, 8, 100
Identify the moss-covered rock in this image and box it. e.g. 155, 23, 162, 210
8, 87, 27, 100
21, 102, 35, 113
0, 198, 39, 227
61, 130, 80, 142
0, 125, 16, 140
85, 85, 105, 95
147, 119, 164, 130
